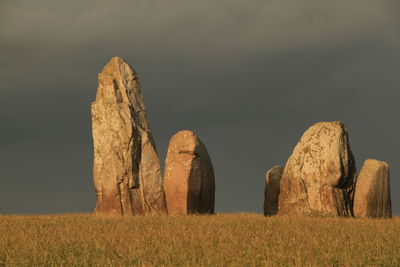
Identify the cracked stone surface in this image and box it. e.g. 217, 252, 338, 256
277, 121, 356, 217
264, 165, 283, 216
163, 130, 215, 215
353, 159, 392, 218
91, 57, 166, 216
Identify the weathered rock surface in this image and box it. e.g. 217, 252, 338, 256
353, 159, 392, 218
278, 121, 356, 217
264, 165, 283, 216
163, 130, 215, 215
91, 57, 166, 216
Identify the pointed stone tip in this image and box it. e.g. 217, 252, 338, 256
111, 56, 123, 61
95, 57, 140, 103
101, 57, 129, 73
109, 56, 126, 64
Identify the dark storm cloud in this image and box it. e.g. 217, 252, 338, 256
0, 0, 399, 214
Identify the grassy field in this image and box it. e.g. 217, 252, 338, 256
0, 213, 399, 266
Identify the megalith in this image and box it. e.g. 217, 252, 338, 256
264, 165, 283, 216
163, 130, 215, 215
91, 57, 167, 216
278, 121, 357, 217
353, 159, 392, 218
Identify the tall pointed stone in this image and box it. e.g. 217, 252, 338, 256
278, 121, 356, 217
163, 130, 215, 215
91, 57, 166, 216
353, 159, 392, 218
264, 165, 283, 216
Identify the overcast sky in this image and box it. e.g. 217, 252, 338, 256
0, 0, 399, 215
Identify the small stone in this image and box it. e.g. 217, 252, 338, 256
163, 130, 215, 215
353, 159, 392, 218
264, 165, 283, 216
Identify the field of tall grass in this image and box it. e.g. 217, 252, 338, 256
0, 213, 399, 266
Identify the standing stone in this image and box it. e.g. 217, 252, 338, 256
163, 130, 215, 215
264, 165, 283, 216
278, 121, 356, 217
91, 57, 166, 216
353, 159, 392, 218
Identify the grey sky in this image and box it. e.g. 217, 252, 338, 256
0, 0, 399, 214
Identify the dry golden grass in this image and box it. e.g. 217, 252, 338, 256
0, 213, 399, 266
